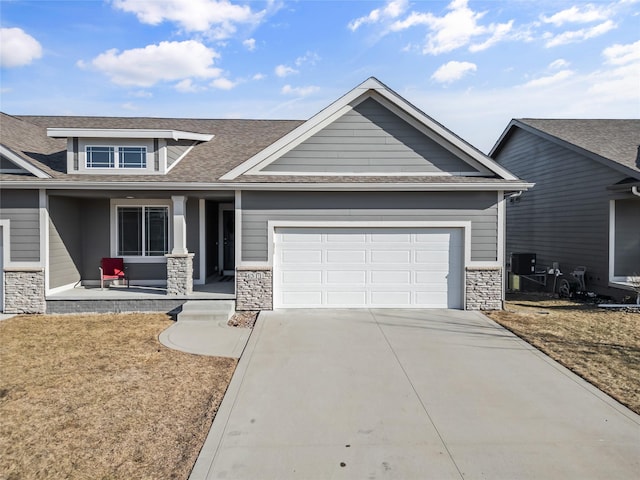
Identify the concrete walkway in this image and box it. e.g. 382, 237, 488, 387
190, 309, 640, 479
159, 318, 250, 358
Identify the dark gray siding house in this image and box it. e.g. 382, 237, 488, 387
491, 119, 640, 301
0, 78, 531, 313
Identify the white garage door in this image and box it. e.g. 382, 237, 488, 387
273, 227, 464, 309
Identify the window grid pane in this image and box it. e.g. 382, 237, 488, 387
119, 147, 147, 168
86, 146, 114, 168
145, 207, 169, 256
117, 206, 169, 257
117, 207, 142, 256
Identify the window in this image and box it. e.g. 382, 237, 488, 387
86, 146, 146, 169
86, 146, 115, 168
117, 206, 169, 256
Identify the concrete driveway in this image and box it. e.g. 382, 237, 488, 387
190, 309, 640, 479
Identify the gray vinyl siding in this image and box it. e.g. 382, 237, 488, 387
241, 191, 498, 262
166, 140, 194, 167
49, 196, 82, 288
494, 127, 631, 293
77, 198, 167, 282
614, 198, 640, 276
262, 98, 476, 174
0, 189, 40, 262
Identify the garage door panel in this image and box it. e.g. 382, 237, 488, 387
326, 291, 367, 305
326, 233, 366, 243
326, 270, 366, 284
370, 291, 412, 305
371, 233, 411, 243
370, 270, 411, 284
370, 250, 411, 264
327, 250, 366, 264
282, 291, 323, 305
282, 249, 322, 264
279, 232, 323, 243
282, 270, 322, 284
274, 227, 464, 309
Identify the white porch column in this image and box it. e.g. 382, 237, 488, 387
166, 195, 193, 295
171, 195, 188, 254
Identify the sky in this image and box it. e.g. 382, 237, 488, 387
1, 0, 638, 153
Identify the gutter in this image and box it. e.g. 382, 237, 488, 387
0, 180, 535, 192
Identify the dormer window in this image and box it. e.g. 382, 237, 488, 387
47, 127, 213, 175
86, 146, 147, 169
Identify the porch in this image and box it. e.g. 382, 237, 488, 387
45, 276, 235, 314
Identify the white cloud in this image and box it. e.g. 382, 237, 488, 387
295, 51, 320, 67
275, 64, 298, 77
252, 73, 266, 80
0, 27, 42, 68
175, 79, 202, 93
112, 0, 266, 38
549, 58, 570, 70
469, 20, 513, 52
545, 20, 616, 47
83, 40, 221, 87
348, 0, 408, 31
602, 39, 640, 65
590, 40, 640, 101
522, 69, 574, 88
431, 61, 477, 83
388, 0, 514, 55
243, 38, 256, 51
281, 84, 319, 96
541, 5, 610, 26
211, 77, 237, 90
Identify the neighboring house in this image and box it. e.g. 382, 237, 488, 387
0, 78, 530, 314
491, 119, 640, 301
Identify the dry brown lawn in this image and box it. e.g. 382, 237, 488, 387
0, 313, 236, 480
486, 296, 640, 415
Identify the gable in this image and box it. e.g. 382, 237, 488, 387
223, 78, 517, 181
260, 98, 478, 175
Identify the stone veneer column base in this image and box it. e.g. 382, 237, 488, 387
465, 267, 503, 310
4, 268, 46, 313
236, 267, 272, 311
166, 253, 194, 295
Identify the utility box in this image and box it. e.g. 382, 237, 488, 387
511, 253, 536, 275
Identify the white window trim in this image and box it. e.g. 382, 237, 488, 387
86, 145, 147, 170
110, 199, 172, 263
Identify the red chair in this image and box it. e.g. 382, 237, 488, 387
99, 257, 129, 289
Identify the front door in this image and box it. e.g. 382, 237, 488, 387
218, 204, 235, 276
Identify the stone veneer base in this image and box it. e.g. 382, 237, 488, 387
236, 267, 273, 311
4, 268, 46, 314
166, 253, 194, 296
465, 267, 503, 310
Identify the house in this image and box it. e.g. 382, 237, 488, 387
0, 78, 531, 314
491, 119, 640, 300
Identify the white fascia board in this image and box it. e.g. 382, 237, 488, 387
0, 180, 535, 191
0, 145, 51, 178
47, 128, 213, 142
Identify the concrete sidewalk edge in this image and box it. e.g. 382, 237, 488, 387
189, 311, 267, 479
